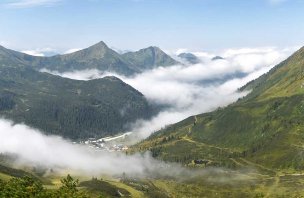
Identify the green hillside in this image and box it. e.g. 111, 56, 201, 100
0, 66, 155, 139
132, 46, 304, 172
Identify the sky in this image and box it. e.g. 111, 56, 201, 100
0, 0, 304, 53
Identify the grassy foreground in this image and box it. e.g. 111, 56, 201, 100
1, 164, 304, 198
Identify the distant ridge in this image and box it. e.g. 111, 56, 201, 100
178, 52, 201, 64
0, 41, 181, 76
211, 56, 224, 61
122, 46, 180, 71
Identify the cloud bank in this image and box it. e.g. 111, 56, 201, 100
0, 119, 259, 183
0, 119, 166, 176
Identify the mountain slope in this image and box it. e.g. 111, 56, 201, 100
132, 46, 304, 171
0, 66, 156, 139
240, 46, 304, 100
122, 46, 180, 71
0, 45, 39, 68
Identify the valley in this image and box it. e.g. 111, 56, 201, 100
1, 43, 304, 197
1, 37, 304, 198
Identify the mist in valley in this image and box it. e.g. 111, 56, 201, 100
0, 46, 297, 180
42, 46, 297, 139
0, 119, 260, 185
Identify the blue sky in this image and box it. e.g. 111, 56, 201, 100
0, 0, 304, 52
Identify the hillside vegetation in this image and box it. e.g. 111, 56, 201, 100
1, 165, 304, 198
0, 66, 156, 139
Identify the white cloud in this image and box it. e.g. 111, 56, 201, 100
21, 47, 58, 56
64, 48, 82, 54
21, 50, 45, 56
0, 119, 257, 181
41, 68, 104, 79
175, 48, 189, 55
5, 0, 62, 8
0, 119, 165, 176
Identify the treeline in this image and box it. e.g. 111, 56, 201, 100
0, 175, 89, 198
1, 91, 154, 140
0, 93, 15, 111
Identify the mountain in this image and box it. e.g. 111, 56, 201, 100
0, 45, 38, 68
0, 66, 156, 140
178, 53, 201, 64
0, 42, 180, 76
211, 56, 224, 61
122, 46, 180, 71
31, 41, 139, 75
131, 46, 304, 171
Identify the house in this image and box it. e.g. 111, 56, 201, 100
194, 159, 209, 166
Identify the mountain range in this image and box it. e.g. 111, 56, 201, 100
0, 41, 182, 139
0, 41, 180, 76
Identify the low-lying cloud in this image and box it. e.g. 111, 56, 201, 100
42, 46, 298, 139
0, 119, 168, 176
0, 119, 258, 183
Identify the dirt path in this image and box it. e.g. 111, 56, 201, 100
265, 174, 280, 198
229, 158, 246, 167
238, 158, 276, 174
182, 136, 233, 154
106, 180, 146, 198
188, 116, 197, 134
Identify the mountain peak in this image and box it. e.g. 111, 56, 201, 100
148, 46, 160, 50
64, 41, 113, 60
212, 56, 224, 61
122, 46, 180, 71
92, 41, 109, 48
86, 41, 110, 51
178, 52, 200, 64
145, 46, 163, 53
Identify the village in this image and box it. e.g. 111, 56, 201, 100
78, 132, 132, 152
